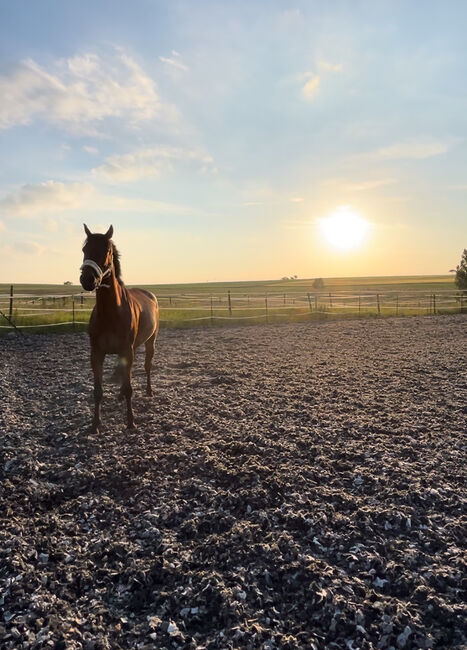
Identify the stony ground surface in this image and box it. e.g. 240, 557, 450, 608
0, 315, 466, 650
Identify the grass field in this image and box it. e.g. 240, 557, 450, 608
0, 274, 456, 298
0, 274, 463, 334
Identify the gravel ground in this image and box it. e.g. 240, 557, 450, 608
0, 315, 466, 650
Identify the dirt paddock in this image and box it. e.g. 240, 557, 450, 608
1, 315, 466, 649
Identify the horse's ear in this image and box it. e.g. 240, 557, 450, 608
105, 225, 114, 240
84, 223, 92, 237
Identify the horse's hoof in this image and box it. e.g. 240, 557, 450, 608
146, 389, 153, 397
90, 426, 100, 435
118, 392, 125, 402
127, 424, 137, 431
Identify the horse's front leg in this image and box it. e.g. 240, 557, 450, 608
90, 348, 105, 434
121, 346, 136, 429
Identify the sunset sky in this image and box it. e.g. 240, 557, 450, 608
0, 0, 466, 284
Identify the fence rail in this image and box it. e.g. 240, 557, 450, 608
0, 285, 465, 331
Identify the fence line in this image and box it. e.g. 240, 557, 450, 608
0, 285, 465, 331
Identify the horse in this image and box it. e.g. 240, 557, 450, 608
79, 224, 159, 433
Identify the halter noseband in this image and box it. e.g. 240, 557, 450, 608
80, 259, 112, 289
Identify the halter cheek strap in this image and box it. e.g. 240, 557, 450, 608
80, 259, 112, 288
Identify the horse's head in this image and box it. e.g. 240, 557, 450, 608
80, 224, 114, 291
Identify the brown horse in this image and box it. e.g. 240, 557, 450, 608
79, 224, 159, 433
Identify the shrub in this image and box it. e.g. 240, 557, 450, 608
455, 249, 467, 291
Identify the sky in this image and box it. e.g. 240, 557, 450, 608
0, 0, 466, 284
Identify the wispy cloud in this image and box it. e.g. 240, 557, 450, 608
95, 194, 204, 215
82, 145, 99, 155
302, 74, 320, 99
0, 240, 46, 257
319, 60, 343, 72
281, 219, 312, 230
0, 51, 166, 133
159, 50, 189, 72
0, 180, 206, 220
13, 241, 46, 255
93, 146, 216, 182
0, 181, 94, 217
344, 178, 397, 192
298, 58, 342, 100
373, 140, 452, 160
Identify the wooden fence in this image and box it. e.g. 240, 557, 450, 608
0, 285, 465, 332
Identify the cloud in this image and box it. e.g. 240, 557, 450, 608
374, 140, 451, 160
319, 61, 343, 72
93, 146, 216, 182
4, 240, 46, 256
445, 184, 467, 190
94, 194, 204, 215
344, 178, 397, 192
0, 179, 205, 220
302, 75, 320, 99
0, 181, 94, 217
82, 145, 99, 155
290, 197, 304, 203
297, 59, 342, 99
15, 241, 45, 255
0, 51, 164, 133
159, 51, 189, 72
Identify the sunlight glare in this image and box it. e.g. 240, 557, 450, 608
319, 206, 370, 251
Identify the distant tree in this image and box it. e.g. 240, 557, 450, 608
63, 280, 72, 285
312, 277, 325, 290
293, 274, 298, 279
455, 249, 467, 290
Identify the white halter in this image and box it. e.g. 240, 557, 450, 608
80, 259, 112, 288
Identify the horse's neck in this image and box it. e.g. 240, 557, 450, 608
95, 270, 124, 317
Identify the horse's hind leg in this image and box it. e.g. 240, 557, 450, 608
122, 346, 136, 429
144, 332, 156, 396
90, 348, 105, 434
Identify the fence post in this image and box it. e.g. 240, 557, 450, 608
80, 292, 84, 306
307, 292, 312, 312
376, 294, 381, 316
314, 294, 318, 312
329, 292, 333, 309
72, 295, 75, 331
227, 290, 232, 316
283, 293, 286, 306
9, 285, 14, 321
210, 295, 213, 326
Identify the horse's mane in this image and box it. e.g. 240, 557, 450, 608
112, 243, 123, 284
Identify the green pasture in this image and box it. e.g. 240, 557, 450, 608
0, 274, 456, 298
0, 275, 463, 335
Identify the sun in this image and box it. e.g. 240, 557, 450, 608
318, 206, 370, 251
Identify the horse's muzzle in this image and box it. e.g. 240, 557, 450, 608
80, 272, 96, 292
